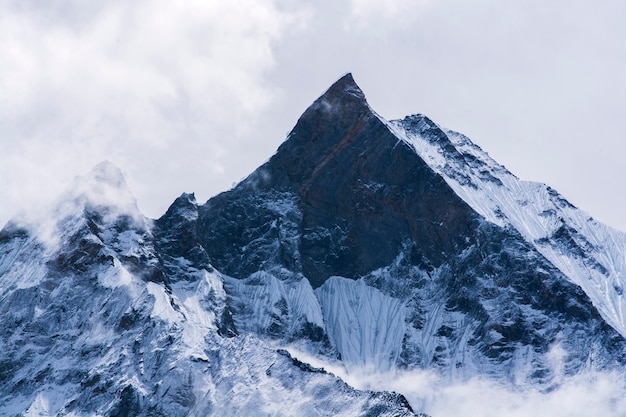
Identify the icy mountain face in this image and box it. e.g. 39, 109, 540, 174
0, 164, 416, 416
390, 115, 626, 338
195, 74, 626, 383
3, 73, 626, 415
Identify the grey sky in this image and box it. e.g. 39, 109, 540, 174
1, 0, 625, 231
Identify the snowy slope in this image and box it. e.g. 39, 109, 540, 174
191, 74, 626, 387
223, 270, 325, 338
316, 276, 406, 373
388, 115, 626, 338
0, 162, 416, 416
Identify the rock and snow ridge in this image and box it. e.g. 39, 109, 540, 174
0, 161, 416, 416
194, 73, 626, 386
2, 73, 626, 416
388, 114, 626, 339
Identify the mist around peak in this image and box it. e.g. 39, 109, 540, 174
2, 161, 146, 255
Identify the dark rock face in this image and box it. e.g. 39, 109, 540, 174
372, 219, 624, 379
198, 74, 480, 288
154, 192, 213, 279
198, 190, 302, 281
193, 73, 626, 379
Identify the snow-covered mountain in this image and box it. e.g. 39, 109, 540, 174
0, 162, 415, 416
2, 73, 626, 416
195, 74, 626, 382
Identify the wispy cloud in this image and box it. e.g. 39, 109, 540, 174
2, 0, 625, 234
287, 345, 626, 417
347, 0, 432, 25
0, 0, 305, 223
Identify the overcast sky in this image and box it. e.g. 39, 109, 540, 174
1, 0, 625, 231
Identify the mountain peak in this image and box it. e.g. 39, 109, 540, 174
60, 161, 141, 222
322, 72, 365, 101
308, 73, 368, 115
202, 74, 478, 288
72, 161, 134, 203
88, 160, 128, 189
236, 73, 377, 193
162, 192, 198, 222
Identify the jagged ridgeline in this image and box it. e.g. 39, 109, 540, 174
2, 73, 626, 416
194, 73, 626, 378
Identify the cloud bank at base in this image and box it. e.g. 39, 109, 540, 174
288, 347, 626, 417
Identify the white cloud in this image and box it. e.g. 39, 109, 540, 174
419, 371, 626, 417
0, 0, 305, 224
1, 0, 625, 234
287, 343, 626, 417
0, 1, 291, 129
348, 0, 432, 24
289, 346, 626, 417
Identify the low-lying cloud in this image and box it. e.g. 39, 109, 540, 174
388, 370, 626, 417
287, 346, 626, 417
